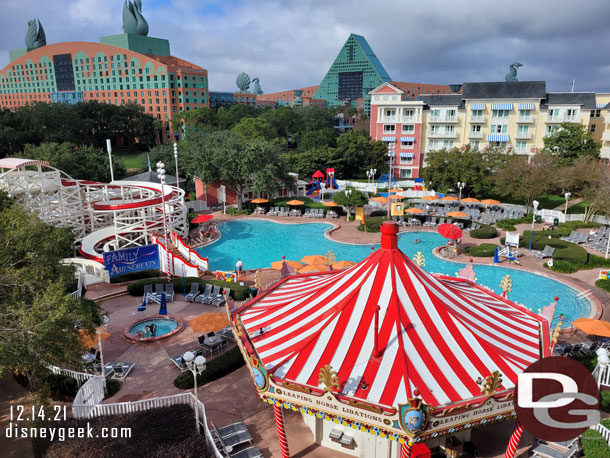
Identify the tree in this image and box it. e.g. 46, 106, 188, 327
421, 146, 507, 197
333, 188, 368, 221
294, 128, 337, 151
283, 147, 335, 179
233, 117, 277, 140
557, 158, 610, 222
23, 142, 126, 182
0, 193, 102, 395
181, 131, 288, 209
494, 154, 556, 211
332, 130, 387, 179
217, 104, 261, 130
260, 106, 300, 141
543, 123, 600, 166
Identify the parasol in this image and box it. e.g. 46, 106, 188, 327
191, 214, 214, 224
405, 208, 425, 214
271, 259, 303, 270
480, 199, 501, 206
300, 255, 327, 265
285, 200, 304, 206
461, 197, 480, 203
572, 318, 610, 337
371, 197, 389, 203
251, 198, 269, 204
422, 195, 438, 200
298, 264, 328, 273
438, 223, 463, 240
441, 195, 458, 201
322, 201, 339, 207
189, 312, 230, 333
447, 211, 468, 218
80, 327, 110, 348
332, 260, 356, 269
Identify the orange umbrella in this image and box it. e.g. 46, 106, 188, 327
271, 259, 303, 270
441, 196, 458, 201
332, 260, 356, 269
300, 255, 327, 265
390, 195, 404, 200
189, 312, 230, 334
286, 200, 304, 205
372, 196, 389, 203
389, 188, 404, 193
572, 318, 610, 337
405, 207, 425, 214
480, 199, 501, 205
298, 264, 328, 273
322, 201, 339, 207
461, 197, 480, 203
422, 195, 438, 200
447, 211, 468, 218
79, 327, 110, 348
251, 198, 269, 204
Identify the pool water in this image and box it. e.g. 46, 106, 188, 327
197, 220, 592, 326
130, 318, 178, 337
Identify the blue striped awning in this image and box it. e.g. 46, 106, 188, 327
597, 103, 607, 108
400, 137, 415, 142
518, 103, 535, 110
400, 152, 415, 159
491, 103, 514, 110
488, 133, 510, 142
470, 103, 486, 110
382, 136, 396, 141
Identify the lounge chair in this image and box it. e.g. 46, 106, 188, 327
185, 283, 200, 302
560, 231, 578, 242
165, 283, 174, 302
212, 288, 231, 307
202, 285, 221, 305
194, 284, 213, 304
568, 343, 585, 356
533, 245, 555, 259
230, 446, 264, 458
303, 208, 311, 218
212, 421, 249, 439
143, 284, 153, 300
217, 326, 234, 341
171, 355, 189, 372
438, 218, 445, 225
111, 362, 135, 380
318, 209, 325, 218
218, 429, 253, 449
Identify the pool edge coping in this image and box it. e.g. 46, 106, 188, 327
123, 315, 185, 343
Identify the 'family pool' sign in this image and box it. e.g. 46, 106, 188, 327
103, 245, 159, 278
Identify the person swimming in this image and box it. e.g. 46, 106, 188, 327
413, 238, 421, 244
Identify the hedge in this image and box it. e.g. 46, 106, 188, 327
496, 216, 531, 231
127, 277, 250, 301
469, 224, 497, 239
596, 278, 610, 293
174, 347, 245, 389
581, 429, 610, 457
357, 216, 391, 233
464, 243, 499, 257
109, 269, 161, 284
104, 379, 121, 399
14, 372, 80, 401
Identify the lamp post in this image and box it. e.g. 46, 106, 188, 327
345, 189, 352, 221
173, 142, 180, 190
106, 139, 114, 182
183, 351, 206, 434
564, 191, 571, 218
219, 185, 226, 215
387, 150, 394, 219
97, 315, 108, 390
320, 182, 326, 202
528, 200, 539, 252
457, 181, 465, 202
157, 161, 172, 280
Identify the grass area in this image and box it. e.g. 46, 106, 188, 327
482, 193, 564, 210
566, 201, 589, 214
113, 151, 146, 170
464, 243, 499, 257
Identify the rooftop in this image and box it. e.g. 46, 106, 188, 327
461, 81, 547, 99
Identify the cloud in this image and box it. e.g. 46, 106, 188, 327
0, 0, 609, 94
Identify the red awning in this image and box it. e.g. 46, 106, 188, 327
236, 222, 550, 409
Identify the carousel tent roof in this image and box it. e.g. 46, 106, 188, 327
236, 222, 550, 409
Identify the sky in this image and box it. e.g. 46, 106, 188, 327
1, 0, 610, 94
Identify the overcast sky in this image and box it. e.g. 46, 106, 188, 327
1, 0, 610, 94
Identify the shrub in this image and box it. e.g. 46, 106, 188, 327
553, 245, 588, 264
109, 269, 161, 284
464, 244, 499, 257
104, 379, 121, 399
547, 260, 580, 274
568, 353, 598, 373
581, 429, 610, 457
596, 278, 610, 293
496, 216, 531, 231
469, 224, 497, 239
126, 277, 249, 301
369, 210, 386, 217
45, 373, 79, 401
187, 212, 199, 231
601, 390, 610, 413
357, 216, 390, 233
225, 208, 249, 216
174, 347, 245, 389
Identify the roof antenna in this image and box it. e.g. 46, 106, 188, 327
571, 78, 575, 93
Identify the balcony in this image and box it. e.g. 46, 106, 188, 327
517, 115, 534, 123
470, 115, 485, 123
428, 114, 457, 123
546, 114, 579, 123
515, 131, 532, 139
380, 117, 398, 123
514, 148, 529, 155
469, 130, 483, 138
427, 130, 457, 138
401, 116, 419, 123
605, 114, 610, 124
601, 147, 610, 159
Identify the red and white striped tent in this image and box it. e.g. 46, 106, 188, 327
232, 222, 551, 456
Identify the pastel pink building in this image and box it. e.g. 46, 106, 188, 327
369, 83, 424, 179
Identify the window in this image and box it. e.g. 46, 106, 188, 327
490, 141, 507, 149
400, 168, 412, 178
402, 125, 414, 133
383, 125, 396, 133
402, 109, 414, 118
471, 140, 480, 150
471, 109, 483, 118
490, 124, 507, 133
545, 125, 560, 136
517, 125, 529, 135
401, 140, 414, 148
520, 109, 531, 117
516, 140, 528, 152
592, 109, 602, 118
384, 109, 396, 117
471, 125, 481, 133
492, 109, 509, 118
590, 124, 596, 133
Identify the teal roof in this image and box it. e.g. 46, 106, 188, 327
350, 34, 391, 82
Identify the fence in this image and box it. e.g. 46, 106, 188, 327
45, 363, 94, 386
593, 363, 610, 388
591, 423, 610, 446
72, 389, 223, 458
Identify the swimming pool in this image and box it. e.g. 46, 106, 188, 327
196, 219, 592, 325
125, 316, 183, 342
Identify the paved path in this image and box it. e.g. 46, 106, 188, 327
551, 198, 582, 211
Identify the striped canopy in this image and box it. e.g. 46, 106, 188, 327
236, 222, 550, 409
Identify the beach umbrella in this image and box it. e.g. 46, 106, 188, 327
189, 312, 230, 334
79, 327, 110, 348
251, 198, 269, 204
286, 200, 304, 206
572, 318, 610, 337
322, 201, 339, 207
447, 211, 468, 218
300, 255, 327, 265
271, 259, 303, 270
441, 196, 458, 201
405, 208, 425, 214
389, 194, 404, 200
371, 196, 389, 203
461, 197, 480, 203
191, 214, 214, 224
332, 260, 356, 269
480, 199, 501, 206
437, 223, 463, 240
298, 264, 328, 273
422, 195, 438, 200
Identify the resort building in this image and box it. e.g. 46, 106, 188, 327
370, 80, 607, 178
0, 5, 209, 141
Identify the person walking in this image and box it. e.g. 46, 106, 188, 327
235, 258, 244, 277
